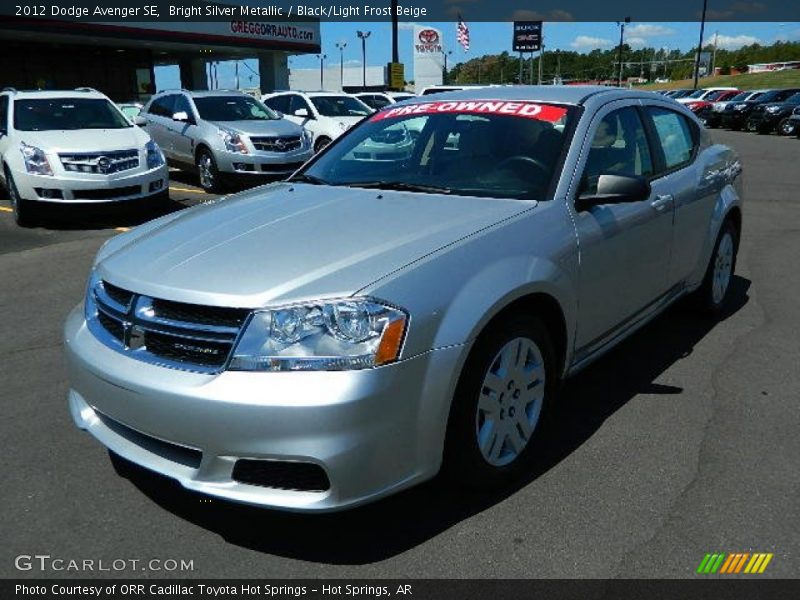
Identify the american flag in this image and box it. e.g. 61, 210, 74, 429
457, 15, 470, 52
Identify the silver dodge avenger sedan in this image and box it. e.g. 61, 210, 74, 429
65, 87, 743, 511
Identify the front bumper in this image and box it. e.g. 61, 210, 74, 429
64, 304, 463, 512
12, 164, 169, 203
720, 112, 748, 128
746, 112, 782, 130
214, 147, 313, 176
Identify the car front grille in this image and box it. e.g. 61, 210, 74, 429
250, 136, 303, 152
60, 149, 140, 174
72, 185, 141, 200
87, 279, 251, 373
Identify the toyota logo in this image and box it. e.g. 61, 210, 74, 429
418, 29, 439, 44
97, 157, 111, 174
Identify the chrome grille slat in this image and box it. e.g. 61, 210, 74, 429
87, 280, 250, 373
250, 136, 303, 153
60, 149, 140, 174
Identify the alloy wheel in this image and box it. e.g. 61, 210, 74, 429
198, 153, 215, 190
712, 231, 734, 305
475, 337, 546, 467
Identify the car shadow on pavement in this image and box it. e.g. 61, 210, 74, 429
22, 198, 188, 231
113, 276, 751, 565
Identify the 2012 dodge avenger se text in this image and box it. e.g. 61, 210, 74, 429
64, 87, 743, 512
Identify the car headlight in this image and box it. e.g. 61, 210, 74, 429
19, 142, 53, 176
765, 106, 781, 114
218, 128, 249, 154
145, 140, 165, 168
230, 298, 408, 371
733, 103, 749, 111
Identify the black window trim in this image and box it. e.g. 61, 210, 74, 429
639, 103, 700, 180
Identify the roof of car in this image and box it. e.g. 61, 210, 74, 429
400, 85, 658, 106
2, 88, 107, 100
167, 90, 252, 98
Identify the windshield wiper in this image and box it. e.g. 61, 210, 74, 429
290, 173, 329, 185
344, 181, 452, 195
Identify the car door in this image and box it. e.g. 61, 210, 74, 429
144, 95, 176, 158
642, 103, 712, 288
571, 102, 675, 353
167, 94, 198, 165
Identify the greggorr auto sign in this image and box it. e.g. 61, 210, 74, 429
372, 101, 569, 122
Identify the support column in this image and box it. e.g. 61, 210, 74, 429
179, 58, 208, 90
258, 52, 289, 93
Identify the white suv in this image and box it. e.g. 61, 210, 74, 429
262, 91, 372, 152
0, 88, 169, 227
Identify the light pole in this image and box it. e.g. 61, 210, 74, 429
357, 30, 371, 90
317, 54, 326, 89
335, 41, 347, 91
693, 0, 708, 89
617, 17, 630, 87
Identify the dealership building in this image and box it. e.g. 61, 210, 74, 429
0, 16, 321, 101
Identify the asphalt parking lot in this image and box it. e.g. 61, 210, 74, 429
2, 131, 798, 579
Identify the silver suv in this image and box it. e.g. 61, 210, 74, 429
66, 87, 743, 511
0, 88, 169, 227
140, 90, 313, 193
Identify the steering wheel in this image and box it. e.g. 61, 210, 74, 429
494, 155, 550, 177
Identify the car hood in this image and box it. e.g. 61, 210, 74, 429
208, 119, 302, 137
19, 127, 149, 153
97, 183, 535, 307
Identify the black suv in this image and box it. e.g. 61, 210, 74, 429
720, 88, 800, 130
746, 91, 800, 134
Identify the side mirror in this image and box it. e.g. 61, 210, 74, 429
172, 111, 190, 123
134, 115, 148, 127
293, 108, 310, 118
575, 174, 651, 212
275, 110, 284, 118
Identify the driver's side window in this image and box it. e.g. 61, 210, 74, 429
581, 107, 653, 195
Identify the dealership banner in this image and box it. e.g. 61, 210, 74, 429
5, 579, 800, 599
1, 0, 798, 21
513, 21, 542, 53
413, 25, 444, 91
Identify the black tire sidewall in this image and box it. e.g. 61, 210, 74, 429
443, 312, 558, 486
5, 167, 34, 227
314, 137, 331, 153
697, 220, 739, 314
196, 149, 222, 193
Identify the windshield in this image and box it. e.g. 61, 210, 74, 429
785, 93, 800, 104
193, 95, 278, 121
728, 92, 751, 101
294, 100, 576, 200
705, 91, 729, 101
687, 90, 706, 99
757, 90, 784, 103
14, 98, 131, 131
310, 96, 372, 118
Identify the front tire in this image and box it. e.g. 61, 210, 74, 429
314, 136, 332, 153
692, 219, 739, 315
443, 313, 557, 487
196, 149, 224, 194
4, 166, 36, 227
777, 118, 795, 136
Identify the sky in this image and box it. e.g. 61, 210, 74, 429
155, 21, 800, 90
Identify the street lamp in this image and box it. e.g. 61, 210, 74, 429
357, 30, 371, 90
693, 0, 708, 89
317, 54, 326, 89
616, 17, 631, 87
443, 50, 452, 84
335, 41, 347, 91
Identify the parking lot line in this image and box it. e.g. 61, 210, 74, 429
115, 227, 131, 232
169, 186, 206, 194
0, 206, 12, 213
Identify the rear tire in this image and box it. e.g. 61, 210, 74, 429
4, 166, 36, 227
691, 219, 739, 315
443, 313, 557, 487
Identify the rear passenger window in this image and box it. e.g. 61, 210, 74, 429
581, 107, 653, 195
148, 95, 176, 118
647, 107, 697, 171
264, 95, 290, 114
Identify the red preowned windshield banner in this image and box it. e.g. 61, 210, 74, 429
371, 101, 569, 122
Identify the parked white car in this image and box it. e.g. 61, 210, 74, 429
355, 92, 416, 110
675, 87, 739, 105
0, 88, 169, 226
261, 91, 372, 152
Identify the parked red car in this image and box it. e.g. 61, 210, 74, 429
684, 90, 741, 115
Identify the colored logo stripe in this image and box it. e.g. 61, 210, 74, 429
698, 553, 774, 574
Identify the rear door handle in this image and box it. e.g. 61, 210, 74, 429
651, 194, 673, 211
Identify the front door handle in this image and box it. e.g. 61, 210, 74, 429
651, 194, 673, 211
